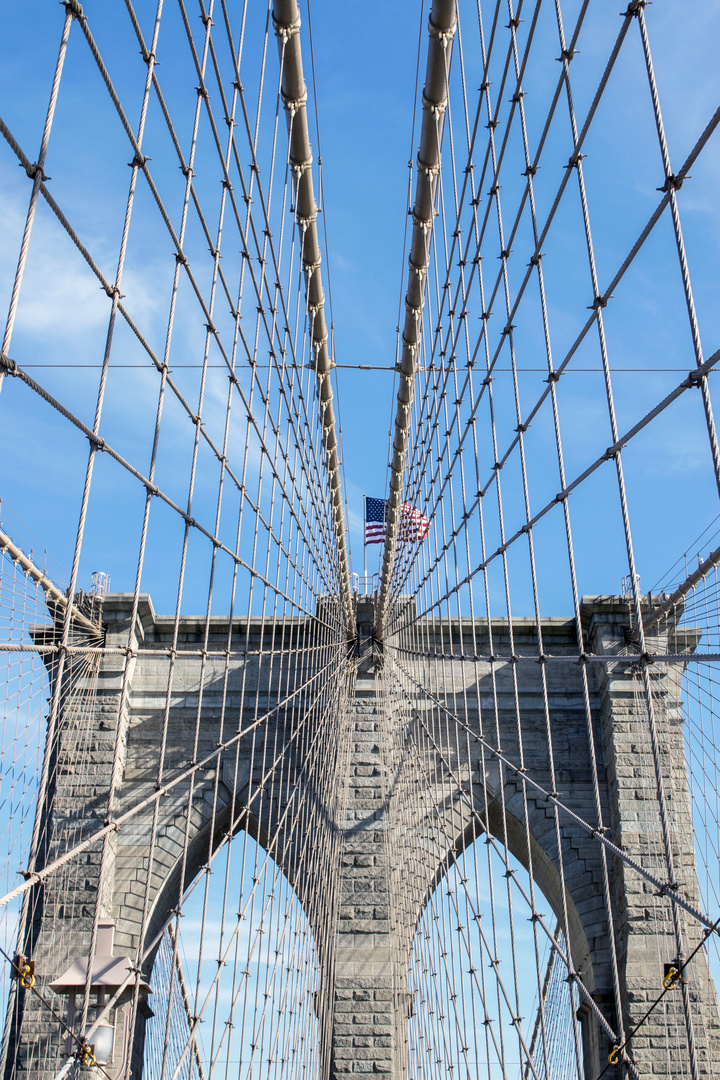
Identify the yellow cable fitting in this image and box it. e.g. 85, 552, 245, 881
608, 1044, 621, 1065
81, 1045, 97, 1067
663, 965, 680, 990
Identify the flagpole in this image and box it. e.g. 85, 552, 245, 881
363, 496, 367, 592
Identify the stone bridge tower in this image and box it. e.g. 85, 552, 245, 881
4, 594, 720, 1079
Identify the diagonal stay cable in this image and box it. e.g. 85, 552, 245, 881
398, 675, 618, 1046
593, 916, 720, 1079
386, 646, 720, 934
394, 0, 616, 519
396, 352, 720, 622
0, 113, 343, 603
0, 352, 337, 624
391, 56, 720, 605
393, 634, 618, 1050
0, 644, 353, 914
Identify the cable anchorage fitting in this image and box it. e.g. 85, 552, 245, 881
22, 161, 49, 182
608, 1044, 622, 1065
271, 12, 301, 41
687, 353, 719, 386
79, 1038, 96, 1068
290, 156, 313, 178
410, 209, 434, 231
421, 91, 448, 118
15, 958, 35, 989
663, 962, 682, 990
281, 89, 308, 116
658, 173, 685, 193
63, 0, 84, 18
427, 12, 456, 44
416, 154, 441, 179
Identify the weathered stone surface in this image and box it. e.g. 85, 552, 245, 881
7, 595, 720, 1079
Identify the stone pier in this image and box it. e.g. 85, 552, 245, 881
4, 594, 720, 1078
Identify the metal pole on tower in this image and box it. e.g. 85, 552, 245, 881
363, 497, 367, 592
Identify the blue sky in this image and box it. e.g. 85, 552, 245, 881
3, 5, 720, 1071
1, 0, 720, 616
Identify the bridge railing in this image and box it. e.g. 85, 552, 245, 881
350, 573, 378, 597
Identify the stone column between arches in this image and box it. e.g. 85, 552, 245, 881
330, 688, 399, 1078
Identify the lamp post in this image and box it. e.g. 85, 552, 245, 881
50, 919, 151, 1074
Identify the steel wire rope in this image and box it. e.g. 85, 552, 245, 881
385, 0, 593, 605
0, 5, 72, 395
10, 0, 166, 1061
171, 642, 345, 1073
385, 646, 720, 933
387, 350, 720, 630
388, 16, 591, 1045
3, 13, 346, 602
0, 644, 351, 915
50, 791, 294, 1070
383, 0, 428, 521
391, 654, 616, 1046
478, 3, 607, 1064
0, 350, 339, 622
635, 4, 720, 499
2, 634, 103, 1073
401, 710, 535, 1077
554, 1, 699, 1070
168, 12, 315, 1062
439, 21, 565, 1064
384, 0, 559, 548
163, 694, 349, 1080
122, 4, 241, 1060
303, 0, 352, 578
180, 600, 343, 1071
400, 716, 548, 1080
122, 652, 347, 1075
4, 4, 720, 1078
384, 3, 716, 613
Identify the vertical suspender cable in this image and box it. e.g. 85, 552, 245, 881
272, 0, 354, 634
374, 0, 456, 640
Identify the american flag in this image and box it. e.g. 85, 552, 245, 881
364, 497, 388, 545
364, 497, 430, 545
398, 501, 431, 542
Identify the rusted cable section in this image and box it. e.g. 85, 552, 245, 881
272, 0, 353, 635
374, 0, 456, 640
0, 527, 102, 638
643, 541, 720, 632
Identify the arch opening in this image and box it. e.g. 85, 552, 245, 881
406, 832, 581, 1080
143, 828, 322, 1080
